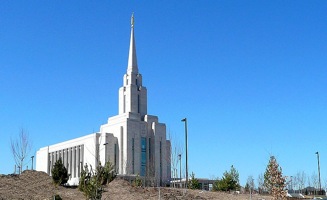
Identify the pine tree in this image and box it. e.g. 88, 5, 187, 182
79, 161, 116, 199
213, 165, 240, 192
264, 156, 287, 200
51, 158, 69, 186
188, 172, 201, 189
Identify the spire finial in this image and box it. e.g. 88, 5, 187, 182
131, 12, 134, 28
127, 12, 138, 74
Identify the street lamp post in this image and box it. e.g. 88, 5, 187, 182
316, 152, 321, 194
181, 118, 188, 188
31, 156, 34, 170
178, 154, 182, 187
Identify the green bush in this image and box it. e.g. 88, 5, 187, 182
102, 161, 116, 185
133, 174, 143, 187
79, 161, 116, 200
51, 158, 69, 186
188, 172, 201, 190
53, 194, 62, 200
213, 165, 240, 192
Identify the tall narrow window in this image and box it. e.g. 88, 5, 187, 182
137, 94, 140, 113
141, 137, 147, 176
123, 95, 126, 113
48, 153, 51, 174
120, 126, 124, 174
160, 141, 162, 183
132, 138, 135, 174
148, 138, 151, 161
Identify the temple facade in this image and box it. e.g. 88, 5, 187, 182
36, 14, 171, 186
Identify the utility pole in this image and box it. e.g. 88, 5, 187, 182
316, 152, 321, 194
181, 118, 188, 188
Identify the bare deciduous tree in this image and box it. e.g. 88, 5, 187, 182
311, 172, 318, 194
11, 129, 32, 174
296, 171, 306, 193
168, 131, 184, 188
257, 173, 265, 194
294, 176, 298, 191
307, 176, 311, 187
247, 175, 255, 197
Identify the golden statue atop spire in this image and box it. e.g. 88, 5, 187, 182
131, 12, 134, 28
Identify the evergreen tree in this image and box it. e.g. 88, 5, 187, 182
264, 156, 287, 200
51, 158, 69, 186
79, 163, 103, 200
133, 174, 143, 187
213, 165, 240, 192
102, 161, 116, 185
188, 172, 201, 190
79, 161, 116, 200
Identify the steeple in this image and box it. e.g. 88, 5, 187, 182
119, 13, 147, 117
127, 13, 138, 74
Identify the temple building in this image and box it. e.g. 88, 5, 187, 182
36, 14, 171, 186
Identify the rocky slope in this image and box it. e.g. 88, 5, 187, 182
0, 170, 272, 200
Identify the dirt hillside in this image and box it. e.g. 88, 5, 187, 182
0, 170, 84, 200
0, 170, 273, 200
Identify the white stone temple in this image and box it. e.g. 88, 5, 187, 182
36, 14, 171, 186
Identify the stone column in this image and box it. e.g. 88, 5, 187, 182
68, 148, 71, 176
76, 145, 80, 177
120, 126, 124, 174
81, 145, 84, 170
65, 149, 69, 169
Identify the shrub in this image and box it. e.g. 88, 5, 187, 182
53, 194, 62, 200
51, 158, 69, 186
79, 161, 116, 199
102, 161, 116, 184
79, 163, 103, 199
188, 172, 201, 190
213, 165, 240, 192
133, 174, 143, 187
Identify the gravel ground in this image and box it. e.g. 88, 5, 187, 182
0, 170, 273, 200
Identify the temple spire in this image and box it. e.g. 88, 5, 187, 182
127, 13, 138, 74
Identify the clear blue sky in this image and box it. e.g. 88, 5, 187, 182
1, 1, 326, 186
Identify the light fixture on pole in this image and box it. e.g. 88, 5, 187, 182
31, 156, 34, 170
316, 151, 321, 193
181, 118, 188, 188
